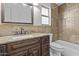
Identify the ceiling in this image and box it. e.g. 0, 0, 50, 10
56, 3, 64, 6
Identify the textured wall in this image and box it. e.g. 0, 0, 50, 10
59, 3, 79, 44
0, 23, 51, 36
51, 4, 59, 41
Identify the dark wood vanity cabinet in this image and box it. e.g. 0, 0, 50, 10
0, 45, 7, 56
0, 35, 50, 56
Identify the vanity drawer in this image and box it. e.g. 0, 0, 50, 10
10, 50, 28, 56
7, 38, 40, 53
41, 36, 49, 44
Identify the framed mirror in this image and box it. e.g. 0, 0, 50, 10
1, 3, 33, 24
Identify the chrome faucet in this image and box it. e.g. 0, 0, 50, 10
14, 27, 32, 35
14, 27, 25, 35
20, 27, 24, 34
20, 27, 29, 34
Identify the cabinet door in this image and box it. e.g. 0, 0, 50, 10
40, 36, 50, 56
10, 50, 28, 56
7, 38, 39, 54
0, 45, 7, 56
42, 44, 50, 56
28, 44, 40, 56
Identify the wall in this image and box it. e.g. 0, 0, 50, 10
33, 3, 51, 26
51, 4, 59, 41
59, 3, 79, 44
0, 24, 51, 36
33, 5, 41, 25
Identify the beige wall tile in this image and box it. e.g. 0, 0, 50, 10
59, 3, 79, 44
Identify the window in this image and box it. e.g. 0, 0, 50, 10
42, 16, 49, 24
41, 6, 49, 25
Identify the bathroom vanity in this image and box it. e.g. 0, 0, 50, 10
0, 33, 50, 56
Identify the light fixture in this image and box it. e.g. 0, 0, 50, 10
33, 3, 39, 5
22, 3, 26, 6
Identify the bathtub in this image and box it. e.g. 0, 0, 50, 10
52, 40, 79, 56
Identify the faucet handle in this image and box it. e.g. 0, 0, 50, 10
13, 31, 19, 35
24, 31, 27, 34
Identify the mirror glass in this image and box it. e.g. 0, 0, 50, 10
2, 3, 33, 24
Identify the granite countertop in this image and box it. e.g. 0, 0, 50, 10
0, 33, 50, 44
